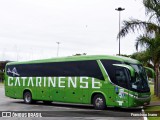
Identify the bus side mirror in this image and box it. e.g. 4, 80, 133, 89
113, 64, 135, 77
128, 67, 135, 78
144, 67, 155, 79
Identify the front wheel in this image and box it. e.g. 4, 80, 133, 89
93, 94, 106, 110
23, 91, 33, 104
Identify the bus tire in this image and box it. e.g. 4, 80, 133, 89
93, 94, 106, 110
23, 91, 33, 104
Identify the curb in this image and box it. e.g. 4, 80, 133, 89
146, 102, 160, 107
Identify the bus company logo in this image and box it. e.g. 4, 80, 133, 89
7, 67, 20, 76
118, 89, 125, 98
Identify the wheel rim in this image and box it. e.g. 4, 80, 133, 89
25, 93, 31, 103
95, 97, 103, 108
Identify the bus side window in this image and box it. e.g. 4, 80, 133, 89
115, 68, 127, 88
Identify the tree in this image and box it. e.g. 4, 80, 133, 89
118, 0, 160, 97
117, 54, 131, 58
73, 53, 87, 56
0, 61, 11, 82
130, 50, 152, 67
134, 35, 160, 95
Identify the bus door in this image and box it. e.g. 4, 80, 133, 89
113, 67, 130, 107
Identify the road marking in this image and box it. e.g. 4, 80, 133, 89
142, 109, 147, 120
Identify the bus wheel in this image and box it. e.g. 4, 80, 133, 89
23, 91, 32, 104
93, 94, 106, 110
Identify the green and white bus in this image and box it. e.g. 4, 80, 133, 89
4, 55, 151, 109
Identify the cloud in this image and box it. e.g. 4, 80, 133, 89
0, 0, 145, 61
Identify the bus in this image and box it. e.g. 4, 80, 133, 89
4, 55, 151, 110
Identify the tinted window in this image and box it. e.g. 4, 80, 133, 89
101, 60, 129, 89
101, 60, 122, 84
115, 67, 129, 88
6, 60, 104, 80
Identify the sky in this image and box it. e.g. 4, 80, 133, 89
0, 0, 146, 61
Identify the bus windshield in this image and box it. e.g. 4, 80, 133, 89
129, 64, 150, 92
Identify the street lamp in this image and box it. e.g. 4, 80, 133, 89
115, 7, 125, 56
56, 42, 60, 57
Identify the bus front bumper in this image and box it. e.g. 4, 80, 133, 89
129, 95, 151, 107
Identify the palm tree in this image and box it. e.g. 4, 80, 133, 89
134, 35, 160, 96
119, 0, 160, 38
130, 50, 151, 66
118, 0, 160, 97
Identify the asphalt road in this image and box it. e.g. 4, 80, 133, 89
0, 84, 144, 120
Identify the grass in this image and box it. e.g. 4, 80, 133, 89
148, 116, 160, 120
144, 84, 160, 120
145, 106, 160, 111
150, 85, 160, 102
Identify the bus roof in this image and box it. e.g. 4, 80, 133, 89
7, 55, 140, 65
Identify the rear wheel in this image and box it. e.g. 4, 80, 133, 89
23, 91, 33, 104
93, 94, 106, 110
